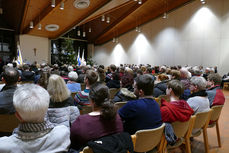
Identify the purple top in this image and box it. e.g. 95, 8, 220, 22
70, 114, 123, 150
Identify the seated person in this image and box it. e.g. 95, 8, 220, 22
70, 82, 123, 150
67, 71, 81, 93
0, 67, 19, 114
46, 74, 80, 127
113, 72, 136, 102
153, 74, 169, 97
106, 72, 120, 88
206, 73, 225, 107
119, 74, 162, 135
0, 84, 70, 152
74, 70, 98, 106
20, 64, 35, 82
160, 80, 194, 123
187, 76, 210, 114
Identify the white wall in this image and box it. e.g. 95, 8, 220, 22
94, 0, 229, 75
19, 34, 50, 64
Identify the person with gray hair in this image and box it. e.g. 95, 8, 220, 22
187, 76, 210, 114
67, 71, 81, 93
0, 84, 70, 152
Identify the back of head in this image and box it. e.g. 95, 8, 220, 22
167, 80, 184, 97
47, 74, 70, 102
85, 70, 98, 86
207, 73, 222, 85
89, 82, 116, 120
135, 74, 154, 96
110, 64, 116, 72
158, 74, 169, 81
171, 70, 181, 80
68, 66, 73, 72
190, 76, 207, 91
13, 84, 50, 122
2, 67, 19, 85
23, 64, 30, 71
68, 71, 78, 81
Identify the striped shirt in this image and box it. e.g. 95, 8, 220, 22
74, 89, 90, 105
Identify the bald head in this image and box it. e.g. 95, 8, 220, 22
2, 67, 19, 85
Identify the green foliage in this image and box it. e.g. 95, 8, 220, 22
62, 39, 77, 65
87, 56, 96, 66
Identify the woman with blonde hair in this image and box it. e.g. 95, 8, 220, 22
46, 74, 80, 127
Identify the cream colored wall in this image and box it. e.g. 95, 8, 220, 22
19, 34, 50, 64
94, 0, 229, 75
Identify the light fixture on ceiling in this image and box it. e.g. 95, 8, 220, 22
112, 37, 116, 43
138, 0, 142, 5
162, 12, 168, 19
134, 0, 137, 1
88, 27, 92, 32
60, 2, 64, 10
29, 21, 34, 29
83, 31, 86, 37
115, 38, 119, 43
73, 0, 90, 9
200, 0, 206, 4
45, 24, 59, 31
51, 0, 55, 7
136, 26, 141, 32
101, 15, 105, 21
38, 23, 42, 30
106, 17, 110, 23
77, 29, 80, 36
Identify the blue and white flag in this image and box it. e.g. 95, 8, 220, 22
16, 45, 23, 65
81, 49, 86, 66
77, 48, 81, 66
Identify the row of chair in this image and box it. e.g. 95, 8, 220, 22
80, 104, 223, 153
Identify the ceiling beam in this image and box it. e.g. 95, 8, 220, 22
95, 0, 193, 45
91, 0, 148, 43
55, 0, 112, 39
20, 0, 31, 33
22, 0, 63, 34
79, 0, 136, 26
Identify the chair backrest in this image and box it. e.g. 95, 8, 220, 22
154, 98, 161, 106
0, 114, 20, 132
134, 123, 165, 152
80, 106, 92, 115
193, 109, 213, 129
82, 146, 93, 153
210, 105, 223, 121
109, 88, 120, 99
114, 101, 127, 110
172, 115, 196, 138
71, 92, 76, 99
158, 95, 170, 102
81, 83, 86, 90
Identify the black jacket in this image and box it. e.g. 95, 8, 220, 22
153, 81, 168, 97
21, 71, 35, 82
87, 132, 134, 153
0, 85, 17, 114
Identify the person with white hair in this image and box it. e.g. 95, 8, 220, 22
67, 71, 81, 92
187, 76, 210, 114
47, 74, 80, 127
0, 84, 70, 152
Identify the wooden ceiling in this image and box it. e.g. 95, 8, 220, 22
1, 0, 194, 45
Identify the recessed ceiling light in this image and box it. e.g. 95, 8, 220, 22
73, 0, 90, 9
45, 24, 59, 31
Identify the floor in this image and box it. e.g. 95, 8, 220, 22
169, 89, 229, 153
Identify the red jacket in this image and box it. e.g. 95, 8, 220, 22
160, 99, 194, 123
